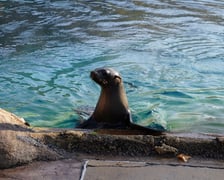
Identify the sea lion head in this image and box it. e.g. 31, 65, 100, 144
90, 68, 122, 87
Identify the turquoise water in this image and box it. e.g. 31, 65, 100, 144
0, 0, 224, 133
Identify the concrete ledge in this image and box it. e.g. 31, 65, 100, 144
42, 129, 224, 159
0, 108, 224, 169
1, 127, 224, 169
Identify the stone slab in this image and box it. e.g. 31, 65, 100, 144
0, 159, 83, 180
84, 160, 224, 180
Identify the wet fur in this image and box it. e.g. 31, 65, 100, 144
77, 68, 164, 135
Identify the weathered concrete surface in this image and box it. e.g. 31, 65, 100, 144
0, 108, 224, 170
43, 130, 224, 159
0, 130, 63, 169
84, 159, 224, 180
0, 108, 62, 169
0, 158, 83, 180
0, 108, 30, 130
1, 158, 224, 180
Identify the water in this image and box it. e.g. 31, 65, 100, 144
0, 0, 224, 133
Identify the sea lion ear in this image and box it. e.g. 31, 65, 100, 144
114, 75, 122, 84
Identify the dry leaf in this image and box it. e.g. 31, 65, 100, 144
177, 153, 191, 162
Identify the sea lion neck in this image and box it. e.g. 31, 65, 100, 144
92, 85, 129, 125
98, 82, 129, 109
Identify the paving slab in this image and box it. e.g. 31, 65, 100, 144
1, 158, 224, 180
0, 159, 83, 180
83, 160, 224, 180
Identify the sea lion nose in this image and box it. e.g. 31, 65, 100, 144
90, 71, 97, 79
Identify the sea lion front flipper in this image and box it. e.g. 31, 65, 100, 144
76, 116, 98, 129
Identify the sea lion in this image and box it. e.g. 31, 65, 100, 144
76, 67, 164, 135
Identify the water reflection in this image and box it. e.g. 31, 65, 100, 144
0, 0, 224, 133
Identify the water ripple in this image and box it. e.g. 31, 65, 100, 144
0, 0, 224, 133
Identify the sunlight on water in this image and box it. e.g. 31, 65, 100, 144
0, 0, 224, 133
